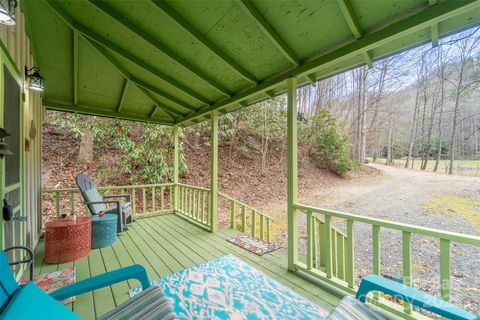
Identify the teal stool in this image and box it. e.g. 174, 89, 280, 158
91, 214, 117, 249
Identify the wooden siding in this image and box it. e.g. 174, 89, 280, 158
0, 7, 44, 250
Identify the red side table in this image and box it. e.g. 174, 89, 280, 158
44, 217, 92, 264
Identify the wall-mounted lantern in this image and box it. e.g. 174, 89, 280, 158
0, 0, 17, 26
0, 127, 12, 159
25, 66, 45, 92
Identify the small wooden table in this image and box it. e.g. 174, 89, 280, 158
44, 217, 91, 264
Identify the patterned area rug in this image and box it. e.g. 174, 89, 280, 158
227, 234, 280, 256
20, 267, 76, 304
130, 255, 328, 319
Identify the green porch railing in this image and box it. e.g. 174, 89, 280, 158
42, 183, 174, 219
42, 183, 275, 242
219, 192, 275, 242
175, 183, 212, 229
294, 203, 480, 320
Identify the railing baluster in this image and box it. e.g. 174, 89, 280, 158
372, 225, 381, 300
230, 200, 235, 229
241, 205, 247, 232
251, 210, 256, 238
313, 218, 318, 269
260, 215, 265, 240
201, 191, 205, 223
402, 231, 412, 314
168, 185, 172, 210
346, 219, 355, 289
324, 215, 333, 278
142, 187, 146, 214
266, 218, 271, 243
440, 239, 451, 303
132, 188, 136, 216
331, 229, 337, 276
193, 190, 197, 220
319, 220, 326, 267
337, 232, 345, 280
151, 187, 156, 214
55, 191, 60, 218
307, 211, 313, 269
70, 191, 75, 216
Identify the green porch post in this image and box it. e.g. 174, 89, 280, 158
209, 110, 219, 232
173, 126, 180, 212
287, 77, 298, 271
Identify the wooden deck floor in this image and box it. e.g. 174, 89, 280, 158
34, 214, 341, 319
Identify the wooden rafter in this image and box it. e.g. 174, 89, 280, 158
429, 0, 439, 47
84, 37, 190, 117
337, 0, 374, 68
117, 79, 129, 113
87, 0, 232, 97
177, 0, 480, 125
236, 0, 300, 66
151, 0, 257, 85
44, 100, 175, 125
45, 0, 211, 107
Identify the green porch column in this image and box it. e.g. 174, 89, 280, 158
287, 77, 298, 271
209, 110, 219, 232
173, 126, 180, 212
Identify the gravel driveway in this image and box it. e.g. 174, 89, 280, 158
298, 164, 480, 315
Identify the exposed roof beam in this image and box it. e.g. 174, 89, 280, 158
73, 30, 79, 105
362, 51, 373, 69
84, 36, 191, 117
431, 24, 439, 47
177, 0, 480, 125
44, 0, 210, 107
44, 100, 175, 125
236, 0, 301, 66
265, 90, 275, 99
87, 0, 231, 97
338, 0, 362, 39
149, 106, 159, 118
117, 79, 129, 113
429, 0, 439, 47
137, 85, 177, 120
151, 0, 257, 85
305, 74, 316, 85
337, 0, 374, 68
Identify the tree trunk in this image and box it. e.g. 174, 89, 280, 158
78, 132, 94, 164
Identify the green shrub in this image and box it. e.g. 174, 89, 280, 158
301, 108, 353, 177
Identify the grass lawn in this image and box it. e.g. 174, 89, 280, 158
372, 158, 480, 176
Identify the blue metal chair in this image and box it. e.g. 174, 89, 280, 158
0, 251, 176, 319
354, 274, 479, 320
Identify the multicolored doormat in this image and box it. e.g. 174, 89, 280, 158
20, 267, 76, 304
130, 255, 328, 319
227, 234, 280, 256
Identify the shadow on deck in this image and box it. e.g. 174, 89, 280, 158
34, 214, 340, 319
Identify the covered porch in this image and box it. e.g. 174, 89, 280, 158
0, 0, 479, 319
33, 214, 340, 319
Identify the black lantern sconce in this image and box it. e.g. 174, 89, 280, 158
0, 0, 17, 26
25, 66, 45, 92
0, 127, 12, 159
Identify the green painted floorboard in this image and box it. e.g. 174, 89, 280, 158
33, 213, 340, 319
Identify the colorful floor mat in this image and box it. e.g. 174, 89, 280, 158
227, 234, 280, 256
130, 255, 328, 319
21, 267, 76, 304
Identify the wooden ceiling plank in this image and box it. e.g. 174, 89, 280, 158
236, 0, 300, 66
88, 0, 232, 97
151, 0, 257, 85
44, 0, 211, 107
177, 0, 480, 125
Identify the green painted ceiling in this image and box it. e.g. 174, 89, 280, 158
21, 0, 480, 126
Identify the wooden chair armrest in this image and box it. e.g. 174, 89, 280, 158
103, 194, 131, 202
